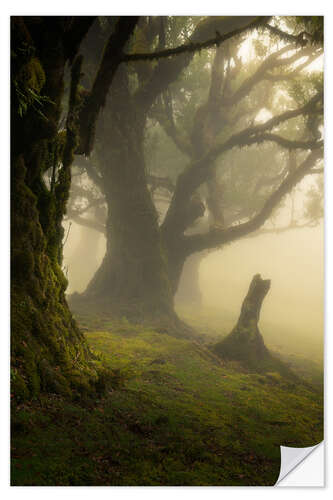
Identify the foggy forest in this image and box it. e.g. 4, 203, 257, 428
11, 15, 324, 486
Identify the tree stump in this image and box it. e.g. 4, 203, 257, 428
213, 274, 272, 370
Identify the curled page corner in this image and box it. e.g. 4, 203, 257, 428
275, 441, 324, 485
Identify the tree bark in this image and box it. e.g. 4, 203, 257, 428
11, 17, 107, 402
81, 151, 175, 322
73, 174, 192, 335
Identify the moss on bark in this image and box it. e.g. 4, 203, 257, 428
11, 17, 111, 402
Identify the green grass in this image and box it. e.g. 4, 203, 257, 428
11, 314, 323, 486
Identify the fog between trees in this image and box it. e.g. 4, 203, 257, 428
63, 218, 323, 360
61, 15, 323, 357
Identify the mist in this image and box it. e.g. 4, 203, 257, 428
200, 224, 324, 358
63, 216, 323, 361
12, 15, 324, 487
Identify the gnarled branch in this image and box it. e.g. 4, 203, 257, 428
184, 148, 323, 254
77, 16, 139, 155
134, 17, 265, 113
162, 93, 323, 237
64, 17, 96, 63
223, 45, 322, 106
124, 16, 269, 63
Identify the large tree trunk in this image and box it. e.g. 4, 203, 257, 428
71, 67, 191, 335
71, 64, 200, 337
11, 17, 106, 402
74, 169, 192, 334
81, 153, 175, 323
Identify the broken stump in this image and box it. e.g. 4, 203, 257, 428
213, 274, 272, 370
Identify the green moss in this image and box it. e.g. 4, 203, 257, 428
13, 56, 49, 117
19, 56, 46, 94
11, 315, 323, 486
11, 371, 29, 401
11, 35, 111, 407
12, 248, 34, 280
56, 130, 67, 151
22, 346, 40, 396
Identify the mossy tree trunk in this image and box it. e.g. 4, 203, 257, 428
81, 143, 175, 324
10, 17, 122, 401
75, 68, 187, 333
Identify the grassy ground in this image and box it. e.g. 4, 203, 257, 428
11, 312, 323, 486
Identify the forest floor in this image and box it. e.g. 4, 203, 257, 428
11, 309, 323, 486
